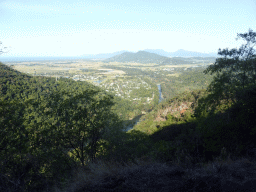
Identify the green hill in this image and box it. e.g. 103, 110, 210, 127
0, 62, 126, 191
103, 51, 216, 65
0, 62, 98, 101
103, 50, 168, 64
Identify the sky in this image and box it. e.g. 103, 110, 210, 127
0, 0, 256, 57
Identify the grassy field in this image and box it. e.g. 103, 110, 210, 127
9, 59, 205, 76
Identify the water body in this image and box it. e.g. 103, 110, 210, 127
94, 80, 103, 84
123, 114, 145, 132
157, 84, 164, 103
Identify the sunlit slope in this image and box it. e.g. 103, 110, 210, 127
103, 51, 168, 64
0, 62, 102, 103
103, 50, 217, 65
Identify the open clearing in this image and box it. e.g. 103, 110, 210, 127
9, 60, 203, 80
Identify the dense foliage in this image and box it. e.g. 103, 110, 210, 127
0, 41, 7, 55
1, 29, 256, 191
0, 63, 125, 191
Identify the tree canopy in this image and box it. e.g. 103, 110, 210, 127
1, 29, 256, 191
195, 28, 256, 117
0, 41, 8, 55
0, 62, 125, 191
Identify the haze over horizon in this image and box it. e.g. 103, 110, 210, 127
1, 0, 255, 57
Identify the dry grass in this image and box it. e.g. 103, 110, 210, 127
62, 150, 256, 192
166, 73, 180, 77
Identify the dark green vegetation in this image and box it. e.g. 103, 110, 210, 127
0, 63, 126, 191
1, 29, 256, 191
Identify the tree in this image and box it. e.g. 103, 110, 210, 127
195, 28, 256, 116
193, 29, 256, 159
0, 62, 128, 190
0, 41, 8, 55
40, 89, 124, 166
0, 100, 36, 191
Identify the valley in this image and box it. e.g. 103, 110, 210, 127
2, 43, 256, 191
5, 57, 215, 129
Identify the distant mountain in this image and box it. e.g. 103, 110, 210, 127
82, 49, 218, 60
82, 50, 135, 59
169, 49, 218, 57
103, 50, 217, 65
142, 49, 218, 57
142, 49, 171, 57
103, 51, 169, 64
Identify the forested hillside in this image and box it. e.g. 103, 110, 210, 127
1, 29, 256, 192
0, 62, 127, 191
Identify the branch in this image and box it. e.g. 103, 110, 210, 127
0, 41, 8, 55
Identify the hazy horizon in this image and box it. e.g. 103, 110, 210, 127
1, 0, 255, 57
0, 48, 219, 62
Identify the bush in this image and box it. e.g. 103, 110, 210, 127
151, 140, 176, 162
196, 104, 256, 162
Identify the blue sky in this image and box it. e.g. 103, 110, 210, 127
0, 0, 255, 57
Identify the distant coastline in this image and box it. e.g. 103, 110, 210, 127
0, 49, 218, 62
0, 56, 87, 62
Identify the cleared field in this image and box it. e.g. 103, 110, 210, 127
11, 61, 128, 77
10, 60, 201, 80
98, 68, 126, 75
159, 64, 199, 68
166, 73, 181, 77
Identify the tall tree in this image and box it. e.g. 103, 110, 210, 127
0, 100, 33, 191
194, 29, 256, 158
0, 41, 8, 55
195, 28, 256, 116
40, 89, 124, 166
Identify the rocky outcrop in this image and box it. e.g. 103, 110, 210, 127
155, 102, 193, 122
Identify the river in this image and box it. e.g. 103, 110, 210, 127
157, 84, 164, 103
124, 84, 164, 132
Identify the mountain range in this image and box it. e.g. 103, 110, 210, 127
100, 50, 217, 65
82, 49, 218, 59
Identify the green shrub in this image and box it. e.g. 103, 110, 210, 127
197, 105, 256, 161
151, 140, 176, 162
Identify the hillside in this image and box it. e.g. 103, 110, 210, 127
0, 62, 127, 191
0, 62, 99, 101
169, 49, 218, 57
80, 49, 218, 60
143, 49, 218, 57
1, 59, 256, 191
103, 50, 216, 65
142, 49, 171, 57
103, 50, 168, 64
82, 50, 132, 59
71, 91, 256, 191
